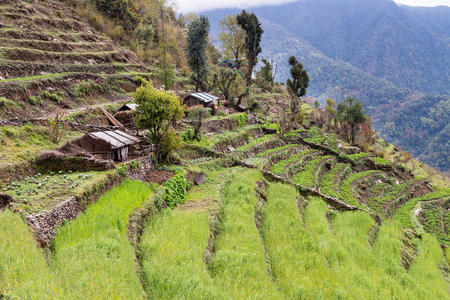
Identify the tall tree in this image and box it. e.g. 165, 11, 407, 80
337, 97, 367, 144
286, 56, 309, 99
186, 15, 210, 91
218, 15, 246, 70
325, 98, 337, 131
286, 56, 309, 127
134, 83, 183, 164
256, 58, 275, 91
236, 10, 263, 86
214, 68, 238, 102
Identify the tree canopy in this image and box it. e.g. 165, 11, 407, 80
236, 10, 263, 86
337, 97, 367, 143
286, 56, 309, 98
134, 83, 183, 163
256, 58, 275, 91
219, 15, 246, 70
187, 15, 210, 91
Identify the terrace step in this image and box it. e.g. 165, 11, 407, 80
384, 180, 431, 218
0, 13, 89, 33
285, 150, 322, 177
0, 60, 148, 79
0, 47, 139, 64
0, 37, 115, 52
0, 28, 109, 43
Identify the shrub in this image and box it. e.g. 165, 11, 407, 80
182, 128, 195, 142
0, 97, 13, 108
236, 112, 248, 127
40, 91, 62, 103
156, 65, 176, 90
28, 96, 41, 106
73, 81, 103, 98
134, 76, 148, 86
160, 130, 183, 162
154, 171, 189, 209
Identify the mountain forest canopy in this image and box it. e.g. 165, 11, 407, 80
203, 0, 450, 172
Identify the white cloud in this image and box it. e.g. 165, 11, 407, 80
395, 0, 450, 7
174, 0, 450, 13
174, 0, 297, 13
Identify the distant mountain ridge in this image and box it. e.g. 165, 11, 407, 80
203, 0, 450, 172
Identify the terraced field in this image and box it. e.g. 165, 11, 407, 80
0, 0, 150, 120
1, 131, 449, 298
228, 125, 450, 244
0, 1, 448, 294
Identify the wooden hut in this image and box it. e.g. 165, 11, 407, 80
114, 103, 138, 130
73, 130, 140, 161
183, 92, 219, 114
117, 103, 138, 112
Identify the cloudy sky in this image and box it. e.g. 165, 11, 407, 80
174, 0, 450, 13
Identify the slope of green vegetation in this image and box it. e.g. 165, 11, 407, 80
140, 210, 218, 299
208, 169, 282, 299
262, 186, 448, 299
0, 210, 62, 299
51, 179, 152, 298
0, 124, 82, 170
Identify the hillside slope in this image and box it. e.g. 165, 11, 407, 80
206, 0, 450, 95
0, 0, 150, 120
204, 4, 450, 172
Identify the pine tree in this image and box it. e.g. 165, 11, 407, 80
337, 97, 367, 144
236, 10, 263, 86
186, 16, 210, 91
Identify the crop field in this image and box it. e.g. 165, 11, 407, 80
0, 124, 82, 170
4, 170, 112, 213
0, 0, 448, 296
0, 180, 152, 298
0, 0, 149, 120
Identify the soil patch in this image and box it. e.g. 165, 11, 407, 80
0, 193, 14, 209
179, 198, 211, 211
145, 170, 174, 184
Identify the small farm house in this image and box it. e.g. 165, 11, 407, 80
183, 92, 219, 114
73, 130, 140, 162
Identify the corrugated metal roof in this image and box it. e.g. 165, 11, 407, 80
87, 130, 140, 149
186, 92, 219, 103
119, 103, 138, 111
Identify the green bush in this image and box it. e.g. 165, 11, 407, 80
0, 97, 15, 108
163, 171, 189, 208
40, 91, 62, 103
156, 66, 175, 90
28, 96, 41, 105
182, 128, 195, 142
74, 81, 103, 98
236, 112, 248, 128
134, 76, 148, 86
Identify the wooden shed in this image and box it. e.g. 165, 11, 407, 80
73, 130, 140, 162
183, 92, 219, 114
114, 103, 138, 130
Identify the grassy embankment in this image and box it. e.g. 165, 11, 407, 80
0, 180, 152, 299
262, 183, 448, 299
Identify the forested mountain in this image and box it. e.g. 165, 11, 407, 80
203, 0, 450, 171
